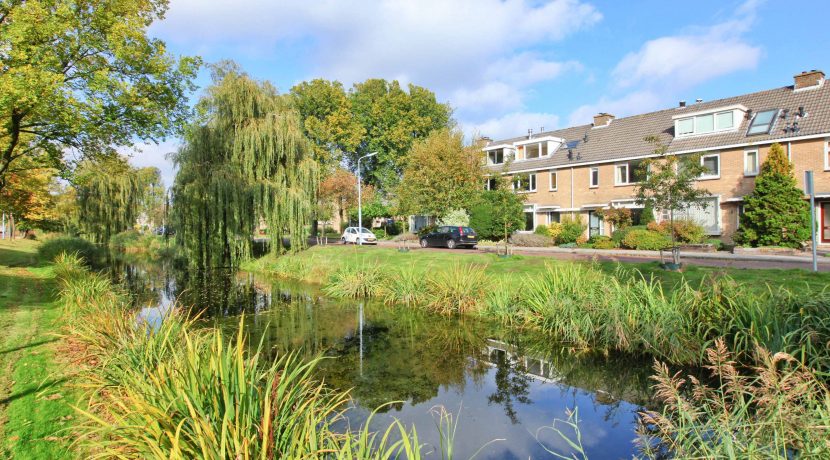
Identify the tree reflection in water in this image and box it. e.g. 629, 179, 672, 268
486, 347, 532, 424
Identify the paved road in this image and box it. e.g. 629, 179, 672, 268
366, 241, 830, 272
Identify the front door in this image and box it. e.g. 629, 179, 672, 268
822, 203, 830, 243
588, 211, 603, 238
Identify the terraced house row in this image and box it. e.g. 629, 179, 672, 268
482, 69, 830, 244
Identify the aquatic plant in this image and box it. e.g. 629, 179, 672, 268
426, 263, 488, 315
638, 339, 830, 459
380, 264, 427, 305
323, 263, 386, 298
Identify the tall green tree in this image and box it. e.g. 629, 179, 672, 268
0, 0, 200, 191
290, 79, 364, 174
734, 143, 811, 248
634, 136, 710, 265
74, 155, 154, 243
172, 65, 318, 268
396, 129, 484, 218
348, 79, 452, 190
469, 178, 525, 255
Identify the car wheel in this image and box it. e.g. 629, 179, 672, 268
341, 237, 347, 244
447, 239, 456, 249
420, 239, 429, 248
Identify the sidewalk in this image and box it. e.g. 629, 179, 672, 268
376, 240, 830, 271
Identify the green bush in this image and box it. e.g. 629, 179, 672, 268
468, 189, 525, 241
611, 225, 647, 246
639, 202, 656, 225
557, 215, 586, 244
534, 225, 550, 236
558, 242, 577, 248
590, 236, 617, 249
647, 219, 706, 243
38, 236, 100, 265
706, 238, 724, 250
109, 230, 142, 250
622, 229, 671, 250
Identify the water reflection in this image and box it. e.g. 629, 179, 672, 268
107, 257, 653, 459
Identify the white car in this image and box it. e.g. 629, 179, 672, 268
341, 227, 377, 245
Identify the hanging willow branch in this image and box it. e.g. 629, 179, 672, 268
74, 156, 150, 244
171, 68, 318, 268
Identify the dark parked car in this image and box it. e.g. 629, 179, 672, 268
420, 226, 478, 249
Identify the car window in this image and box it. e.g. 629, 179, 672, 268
438, 226, 449, 233
347, 228, 354, 234
359, 227, 372, 233
462, 227, 475, 234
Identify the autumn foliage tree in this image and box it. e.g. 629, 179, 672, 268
396, 129, 484, 218
0, 0, 200, 191
734, 143, 811, 248
0, 155, 58, 237
318, 167, 373, 227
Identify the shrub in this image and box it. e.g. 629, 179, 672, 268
706, 238, 724, 250
39, 236, 100, 265
323, 263, 386, 298
597, 206, 632, 230
590, 236, 617, 249
639, 201, 656, 225
426, 264, 488, 314
622, 229, 671, 250
509, 233, 554, 247
547, 222, 563, 241
647, 219, 706, 243
437, 209, 470, 227
109, 229, 142, 250
557, 215, 586, 244
558, 242, 577, 248
534, 225, 550, 236
469, 190, 525, 241
611, 225, 647, 246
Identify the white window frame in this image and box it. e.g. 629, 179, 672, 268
675, 109, 740, 138
589, 167, 599, 188
744, 149, 759, 177
614, 160, 645, 186
487, 148, 504, 165
549, 171, 558, 191
547, 211, 559, 224
824, 138, 830, 171
513, 173, 537, 193
521, 204, 536, 232
699, 153, 721, 180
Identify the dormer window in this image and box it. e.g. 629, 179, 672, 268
673, 105, 745, 138
746, 109, 779, 136
487, 148, 504, 165
524, 141, 549, 160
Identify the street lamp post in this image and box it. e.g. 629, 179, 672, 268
356, 152, 377, 246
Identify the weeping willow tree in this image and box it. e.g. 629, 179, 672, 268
172, 65, 318, 268
74, 156, 156, 244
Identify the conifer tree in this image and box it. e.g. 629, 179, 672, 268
734, 143, 810, 248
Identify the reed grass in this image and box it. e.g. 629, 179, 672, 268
425, 263, 489, 315
638, 339, 830, 459
55, 258, 460, 458
380, 265, 428, 305
324, 263, 387, 298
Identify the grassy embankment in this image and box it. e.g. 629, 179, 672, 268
244, 245, 830, 368
0, 239, 82, 459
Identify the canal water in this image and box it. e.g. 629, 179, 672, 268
113, 259, 655, 459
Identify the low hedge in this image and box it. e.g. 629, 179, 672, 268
622, 229, 671, 250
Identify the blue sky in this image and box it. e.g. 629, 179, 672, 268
129, 0, 830, 185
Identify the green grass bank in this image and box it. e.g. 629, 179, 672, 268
245, 246, 830, 370
0, 239, 82, 459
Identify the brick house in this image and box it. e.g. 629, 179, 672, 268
483, 69, 830, 245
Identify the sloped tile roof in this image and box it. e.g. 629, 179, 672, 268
486, 81, 830, 173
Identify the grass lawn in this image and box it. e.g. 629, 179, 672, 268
0, 239, 80, 459
247, 245, 830, 293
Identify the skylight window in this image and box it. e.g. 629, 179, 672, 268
747, 109, 778, 136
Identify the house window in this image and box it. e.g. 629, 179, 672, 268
487, 149, 504, 165
513, 173, 536, 192
824, 139, 830, 171
523, 206, 535, 231
589, 167, 599, 188
672, 197, 720, 234
744, 150, 759, 176
549, 171, 558, 191
676, 110, 738, 137
615, 160, 646, 185
485, 177, 498, 190
747, 109, 778, 135
547, 212, 560, 224
700, 154, 720, 179
525, 143, 540, 160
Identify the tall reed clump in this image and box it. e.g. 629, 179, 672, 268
638, 339, 830, 459
323, 263, 386, 298
380, 265, 427, 305
425, 263, 488, 315
57, 259, 438, 458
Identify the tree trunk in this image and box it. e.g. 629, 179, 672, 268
9, 213, 15, 240
670, 208, 680, 265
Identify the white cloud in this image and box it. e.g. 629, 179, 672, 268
569, 0, 762, 125
122, 140, 180, 188
464, 112, 561, 142
155, 0, 600, 110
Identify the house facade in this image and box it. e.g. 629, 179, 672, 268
483, 69, 830, 244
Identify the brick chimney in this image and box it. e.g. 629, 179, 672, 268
474, 136, 492, 148
794, 70, 825, 90
593, 112, 615, 127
